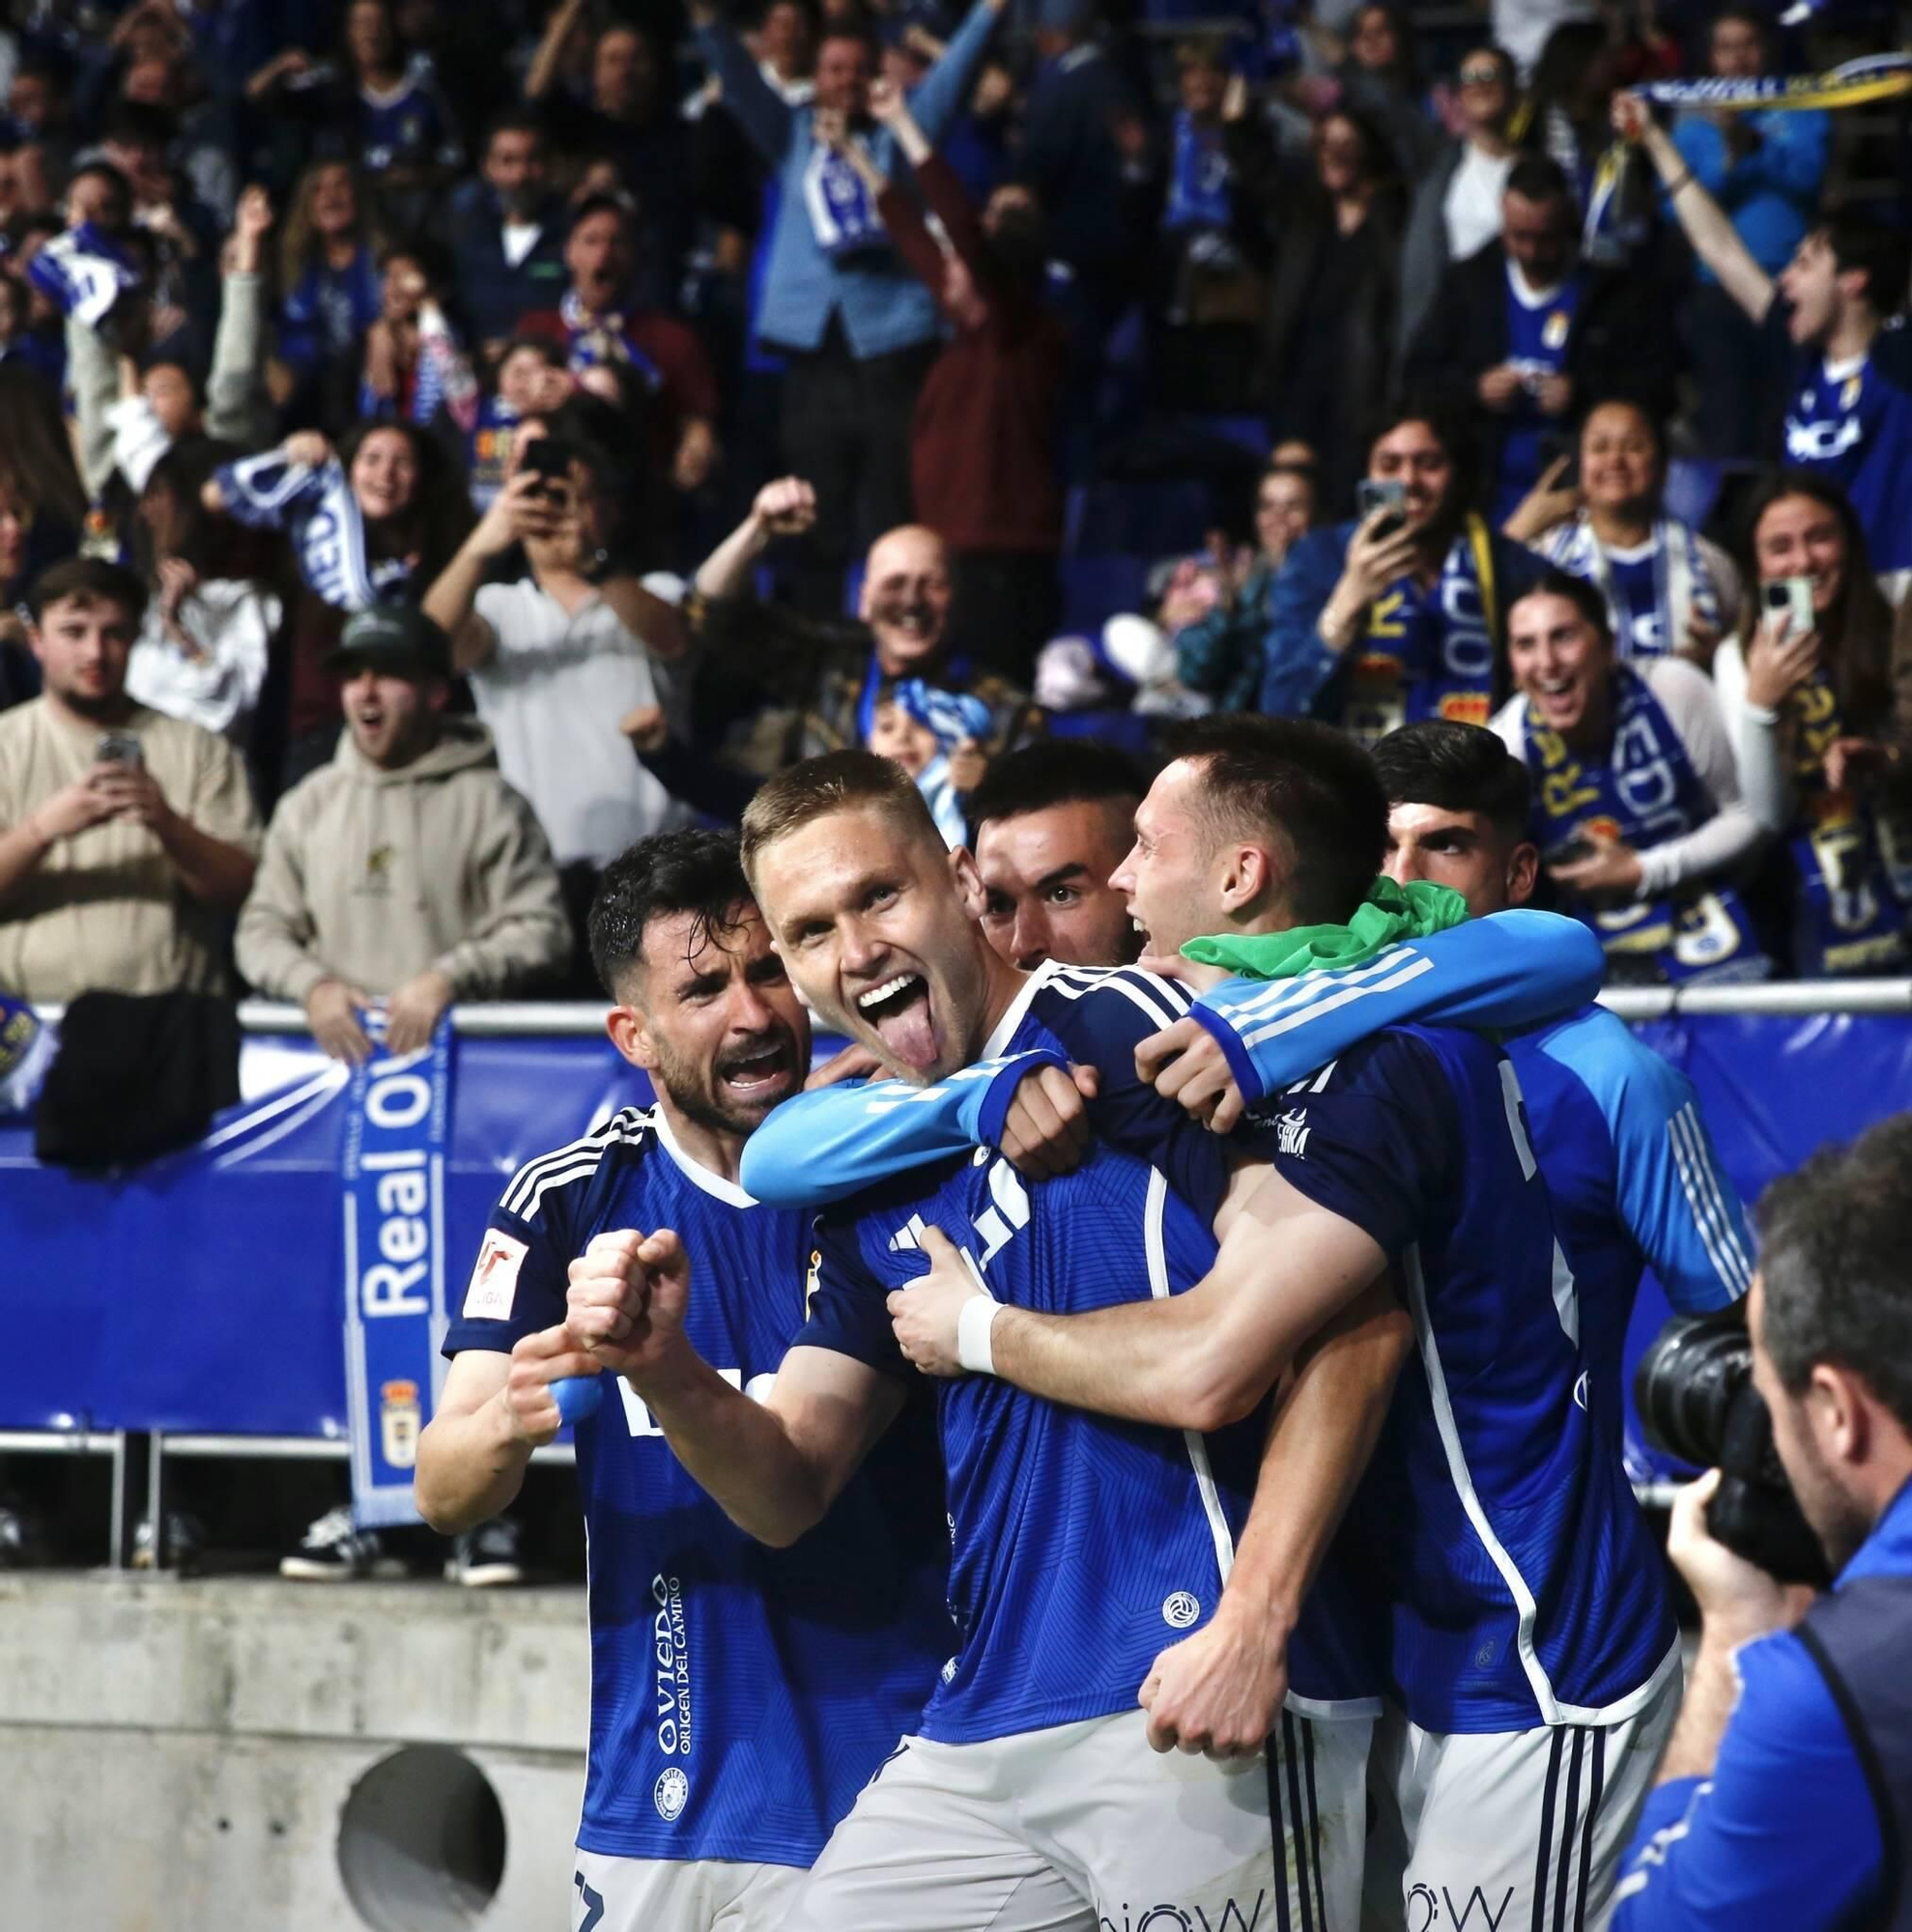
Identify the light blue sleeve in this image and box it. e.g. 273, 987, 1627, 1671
1611, 1632, 1883, 1931
905, 0, 1000, 143
1188, 910, 1606, 1105
695, 22, 793, 163
1560, 1012, 1755, 1311
1744, 107, 1829, 200
738, 1050, 1068, 1208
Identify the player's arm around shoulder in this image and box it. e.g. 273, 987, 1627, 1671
896, 1155, 1388, 1433
566, 1228, 904, 1548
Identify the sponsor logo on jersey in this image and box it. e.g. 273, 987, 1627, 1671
1098, 1898, 1269, 1932
653, 1768, 689, 1822
463, 1231, 526, 1321
1274, 1108, 1311, 1159
1786, 412, 1864, 464
652, 1572, 693, 1756
1161, 1590, 1201, 1629
1405, 1882, 1517, 1930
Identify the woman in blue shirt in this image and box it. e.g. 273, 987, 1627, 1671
276, 160, 385, 429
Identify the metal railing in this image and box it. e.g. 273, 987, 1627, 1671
224, 980, 1912, 1037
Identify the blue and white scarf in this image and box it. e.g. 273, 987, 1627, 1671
342, 1017, 453, 1529
803, 136, 885, 258
893, 678, 991, 847
213, 449, 414, 611
1777, 668, 1911, 976
0, 994, 54, 1119
1164, 112, 1233, 233
556, 288, 665, 387
1335, 516, 1499, 749
1545, 515, 1717, 662
27, 221, 138, 328
1523, 665, 1766, 982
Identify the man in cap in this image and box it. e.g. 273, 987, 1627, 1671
238, 603, 570, 1584
237, 604, 570, 1067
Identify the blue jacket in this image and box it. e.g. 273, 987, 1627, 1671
1612, 1476, 1912, 1931
1260, 518, 1543, 722
696, 3, 1000, 358
1673, 108, 1829, 280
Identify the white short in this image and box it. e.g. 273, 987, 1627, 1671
1360, 1663, 1683, 1932
571, 1848, 803, 1932
786, 1705, 1373, 1932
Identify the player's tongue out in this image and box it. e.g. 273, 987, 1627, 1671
857, 972, 938, 1072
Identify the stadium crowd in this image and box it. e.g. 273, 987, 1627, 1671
0, 0, 1904, 1021
0, 0, 1910, 1922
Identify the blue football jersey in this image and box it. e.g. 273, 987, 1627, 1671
796, 964, 1383, 1746
1506, 1005, 1752, 1477
442, 1103, 953, 1867
1498, 267, 1583, 518
1254, 1024, 1680, 1734
358, 56, 463, 175
1783, 313, 1912, 573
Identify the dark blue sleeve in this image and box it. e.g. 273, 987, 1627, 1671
1611, 1631, 1885, 1930
1042, 970, 1231, 1226
442, 1199, 570, 1357
1253, 1031, 1458, 1255
791, 1212, 911, 1379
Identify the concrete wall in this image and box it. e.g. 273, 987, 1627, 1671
0, 1575, 590, 1932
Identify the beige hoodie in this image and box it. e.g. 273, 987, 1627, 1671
237, 718, 570, 1004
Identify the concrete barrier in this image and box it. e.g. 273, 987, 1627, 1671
0, 1574, 589, 1932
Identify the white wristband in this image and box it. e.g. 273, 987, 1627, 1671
956, 1294, 1001, 1377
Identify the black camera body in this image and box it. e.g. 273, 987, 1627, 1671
1633, 1309, 1830, 1586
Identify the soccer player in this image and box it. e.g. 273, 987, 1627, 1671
414, 829, 952, 1932
1371, 721, 1752, 1443
861, 719, 1683, 1928
963, 738, 1146, 973
570, 752, 1393, 1930
1616, 90, 1912, 585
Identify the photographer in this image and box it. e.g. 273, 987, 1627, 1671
1613, 1113, 1912, 1930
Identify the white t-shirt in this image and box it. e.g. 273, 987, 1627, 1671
499, 220, 543, 270
470, 577, 691, 868
1442, 146, 1514, 266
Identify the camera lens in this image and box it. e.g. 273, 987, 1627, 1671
1634, 1312, 1753, 1469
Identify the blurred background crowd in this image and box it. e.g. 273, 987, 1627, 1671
0, 0, 1907, 1033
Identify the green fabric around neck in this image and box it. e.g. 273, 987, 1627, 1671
1181, 877, 1470, 980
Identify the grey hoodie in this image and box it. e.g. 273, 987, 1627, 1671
237, 718, 570, 1004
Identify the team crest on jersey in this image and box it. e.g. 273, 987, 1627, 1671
1842, 374, 1864, 410
1161, 1590, 1201, 1629
653, 1768, 689, 1821
1543, 309, 1570, 351
463, 1231, 526, 1320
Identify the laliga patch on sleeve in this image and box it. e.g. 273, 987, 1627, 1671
464, 1231, 528, 1321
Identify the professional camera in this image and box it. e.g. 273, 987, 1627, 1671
1633, 1308, 1830, 1586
